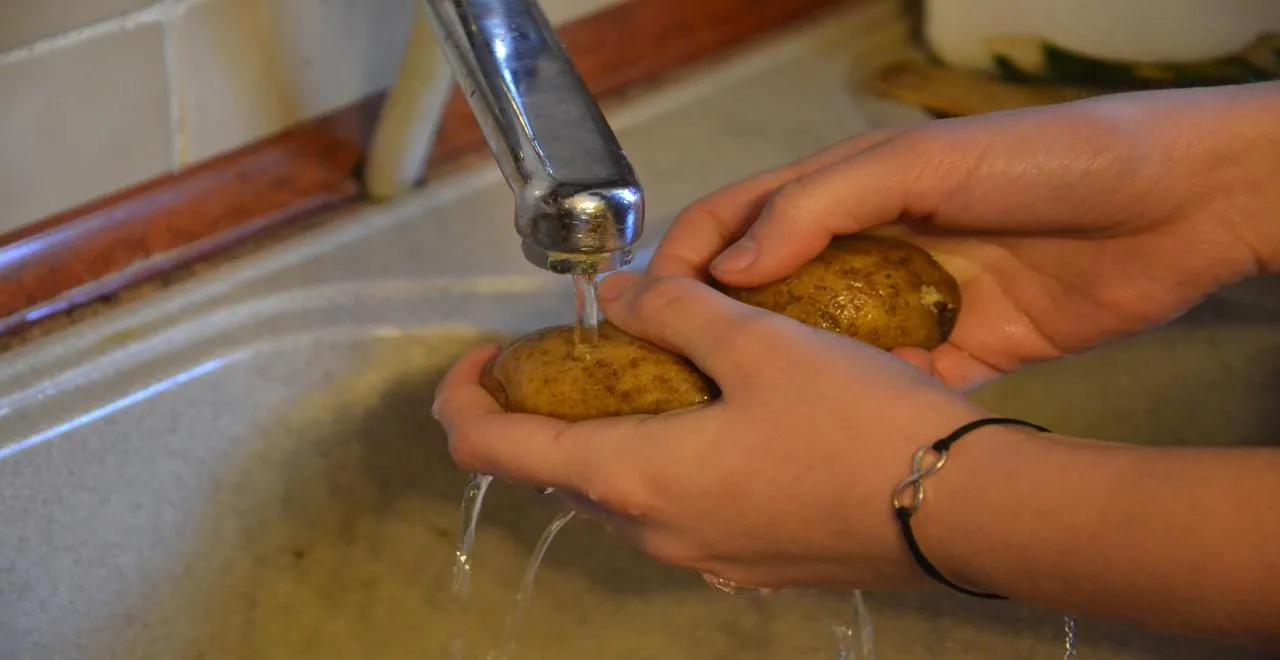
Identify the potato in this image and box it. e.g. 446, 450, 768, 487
480, 321, 717, 422
722, 234, 960, 351
482, 234, 959, 421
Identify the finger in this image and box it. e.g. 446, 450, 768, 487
709, 130, 943, 287
597, 272, 780, 384
890, 346, 939, 378
555, 498, 696, 572
554, 491, 633, 532
453, 408, 721, 517
433, 344, 584, 485
434, 329, 720, 508
891, 341, 1006, 392
432, 343, 503, 421
435, 363, 652, 494
647, 129, 905, 280
928, 343, 1005, 392
558, 491, 660, 559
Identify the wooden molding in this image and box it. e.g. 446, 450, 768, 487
0, 0, 857, 340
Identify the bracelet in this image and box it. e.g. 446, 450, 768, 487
891, 416, 1050, 600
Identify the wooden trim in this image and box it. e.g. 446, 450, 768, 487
0, 0, 856, 339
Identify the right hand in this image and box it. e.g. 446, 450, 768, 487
648, 82, 1280, 390
436, 271, 1008, 591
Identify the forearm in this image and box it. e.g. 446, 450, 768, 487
920, 426, 1280, 644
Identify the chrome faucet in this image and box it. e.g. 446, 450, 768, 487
420, 0, 644, 275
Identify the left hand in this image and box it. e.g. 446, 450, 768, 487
644, 88, 1280, 391
433, 271, 1003, 590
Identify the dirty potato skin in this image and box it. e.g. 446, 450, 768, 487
480, 321, 718, 422
721, 234, 961, 351
482, 233, 960, 420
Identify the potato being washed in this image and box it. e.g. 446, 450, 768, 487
480, 322, 718, 422
481, 234, 960, 421
721, 233, 960, 352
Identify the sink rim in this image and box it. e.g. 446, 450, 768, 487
0, 274, 574, 451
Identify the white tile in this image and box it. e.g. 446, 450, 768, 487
0, 24, 172, 234
171, 0, 627, 166
172, 0, 417, 164
0, 0, 158, 53
539, 0, 624, 23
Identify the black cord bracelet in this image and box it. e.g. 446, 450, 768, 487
891, 416, 1051, 600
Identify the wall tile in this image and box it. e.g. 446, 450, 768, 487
0, 25, 172, 234
171, 0, 624, 166
0, 0, 158, 53
172, 0, 418, 165
0, 0, 624, 232
540, 0, 623, 23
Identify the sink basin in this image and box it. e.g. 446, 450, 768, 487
3, 0, 1277, 652
0, 277, 861, 659
3, 274, 1276, 660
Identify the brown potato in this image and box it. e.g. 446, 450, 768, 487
480, 321, 717, 422
722, 234, 960, 351
482, 234, 959, 421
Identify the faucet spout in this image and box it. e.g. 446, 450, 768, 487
422, 0, 644, 274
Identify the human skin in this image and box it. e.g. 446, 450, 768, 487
649, 81, 1280, 390
433, 82, 1280, 644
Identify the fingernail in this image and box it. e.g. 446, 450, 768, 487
431, 396, 444, 421
597, 271, 639, 302
712, 237, 757, 273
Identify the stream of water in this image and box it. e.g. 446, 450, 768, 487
451, 474, 493, 600
487, 508, 577, 660
840, 591, 876, 660
449, 473, 494, 659
572, 273, 600, 349
446, 273, 877, 658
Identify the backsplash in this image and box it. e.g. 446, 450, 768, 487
0, 0, 620, 236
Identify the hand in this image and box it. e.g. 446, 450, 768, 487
648, 82, 1280, 390
433, 272, 1017, 590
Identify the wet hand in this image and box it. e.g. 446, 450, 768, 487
648, 84, 1279, 390
433, 272, 996, 590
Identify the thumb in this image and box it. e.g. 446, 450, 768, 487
708, 131, 930, 287
596, 272, 780, 385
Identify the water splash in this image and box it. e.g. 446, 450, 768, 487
819, 589, 876, 660
449, 473, 494, 660
844, 590, 876, 660
452, 473, 494, 598
701, 579, 876, 659
488, 507, 576, 660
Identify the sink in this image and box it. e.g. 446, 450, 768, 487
0, 277, 865, 659
3, 273, 1277, 660
2, 0, 1277, 654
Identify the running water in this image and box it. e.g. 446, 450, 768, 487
838, 590, 876, 660
703, 577, 876, 659
451, 474, 494, 598
488, 508, 577, 660
483, 273, 593, 654
794, 587, 875, 659
448, 275, 597, 658
446, 273, 880, 659
449, 473, 494, 659
572, 273, 600, 349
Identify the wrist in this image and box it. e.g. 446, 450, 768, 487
905, 422, 1054, 596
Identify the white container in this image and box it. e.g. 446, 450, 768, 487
923, 0, 1280, 72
